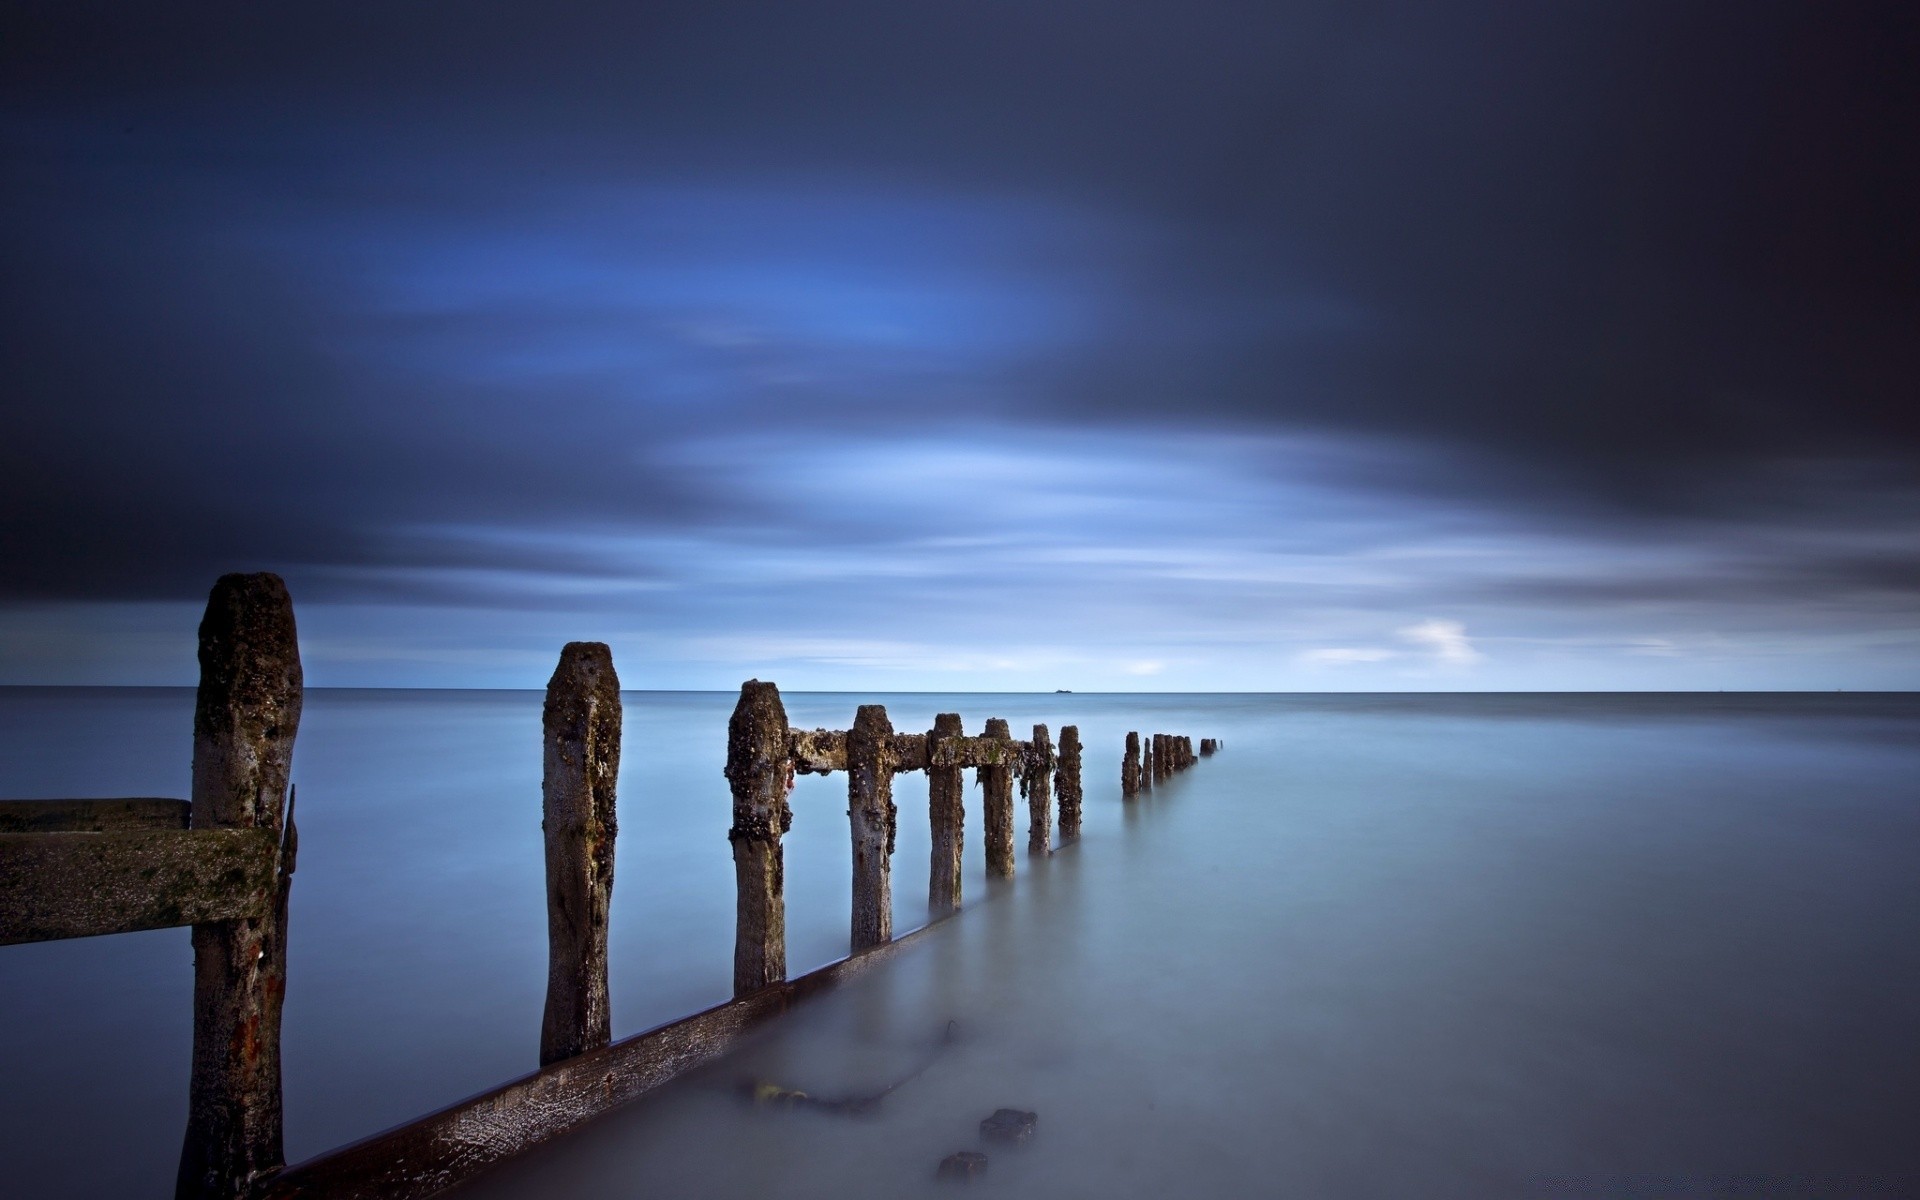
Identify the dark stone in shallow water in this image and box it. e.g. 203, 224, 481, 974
937, 1150, 988, 1181
979, 1107, 1038, 1144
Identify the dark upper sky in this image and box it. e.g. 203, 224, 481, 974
4, 1, 1917, 688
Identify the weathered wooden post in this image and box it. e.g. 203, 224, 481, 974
1122, 731, 1141, 797
1026, 724, 1053, 857
847, 704, 897, 951
927, 713, 965, 918
726, 681, 792, 997
1057, 725, 1083, 842
176, 574, 301, 1200
539, 643, 621, 1067
981, 717, 1015, 879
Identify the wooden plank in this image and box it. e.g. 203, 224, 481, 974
0, 829, 277, 945
0, 798, 190, 833
262, 917, 945, 1200
788, 727, 846, 774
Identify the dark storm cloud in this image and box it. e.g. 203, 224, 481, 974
3, 0, 1917, 677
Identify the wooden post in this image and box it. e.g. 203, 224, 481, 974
539, 643, 621, 1067
726, 681, 792, 997
1026, 724, 1053, 857
1122, 731, 1140, 797
927, 713, 965, 918
847, 704, 897, 951
981, 717, 1015, 879
177, 574, 302, 1200
1057, 725, 1083, 842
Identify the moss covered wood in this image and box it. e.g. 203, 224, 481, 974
0, 797, 190, 834
847, 705, 898, 951
726, 681, 792, 997
540, 643, 622, 1067
177, 573, 302, 1200
0, 830, 276, 944
1026, 724, 1053, 857
980, 718, 1015, 879
926, 713, 965, 918
1057, 725, 1083, 841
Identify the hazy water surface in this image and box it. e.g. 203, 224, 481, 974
2, 690, 1917, 1198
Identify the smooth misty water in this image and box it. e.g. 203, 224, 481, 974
3, 691, 1918, 1198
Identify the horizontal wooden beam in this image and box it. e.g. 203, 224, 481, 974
788, 728, 846, 774
0, 829, 277, 945
0, 798, 190, 833
929, 734, 1028, 770
262, 916, 945, 1200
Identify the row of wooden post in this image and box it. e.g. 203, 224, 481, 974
725, 683, 1084, 998
10, 573, 1224, 1199
1120, 731, 1215, 797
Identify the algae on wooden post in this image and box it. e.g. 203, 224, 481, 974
927, 713, 965, 917
981, 718, 1015, 879
540, 642, 621, 1066
847, 704, 898, 951
1026, 724, 1053, 857
177, 573, 301, 1200
1057, 725, 1083, 842
727, 681, 792, 997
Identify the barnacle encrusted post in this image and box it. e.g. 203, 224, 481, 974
1057, 725, 1083, 842
177, 573, 302, 1200
540, 642, 621, 1067
1027, 724, 1054, 857
847, 704, 898, 951
927, 712, 966, 917
981, 717, 1015, 879
1122, 730, 1141, 797
727, 680, 792, 997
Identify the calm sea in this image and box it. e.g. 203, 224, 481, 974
3, 689, 1917, 1198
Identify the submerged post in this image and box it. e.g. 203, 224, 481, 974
981, 717, 1015, 879
1057, 725, 1083, 841
177, 574, 301, 1200
847, 705, 897, 951
727, 681, 792, 997
1122, 731, 1141, 797
1027, 724, 1053, 857
927, 713, 965, 918
539, 643, 621, 1067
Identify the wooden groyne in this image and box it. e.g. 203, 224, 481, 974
0, 574, 1216, 1199
1120, 731, 1212, 797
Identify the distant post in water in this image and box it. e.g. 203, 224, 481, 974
539, 642, 621, 1067
1122, 731, 1141, 797
847, 705, 897, 951
727, 681, 792, 997
927, 713, 965, 918
1057, 725, 1083, 841
177, 573, 302, 1200
981, 718, 1015, 879
1026, 724, 1053, 857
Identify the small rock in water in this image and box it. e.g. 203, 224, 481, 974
937, 1151, 988, 1181
979, 1108, 1038, 1144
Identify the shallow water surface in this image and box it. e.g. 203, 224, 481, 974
3, 691, 1917, 1197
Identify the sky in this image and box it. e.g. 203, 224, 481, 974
3, 1, 1917, 690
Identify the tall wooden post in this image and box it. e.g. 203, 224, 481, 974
1122, 731, 1141, 797
1154, 734, 1168, 781
981, 718, 1015, 879
539, 643, 621, 1066
927, 713, 965, 918
1026, 724, 1053, 857
1057, 725, 1083, 842
847, 704, 897, 951
726, 681, 791, 997
177, 574, 301, 1200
